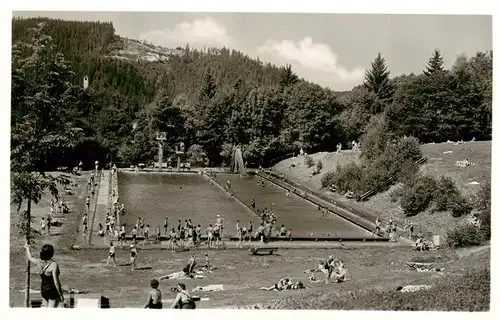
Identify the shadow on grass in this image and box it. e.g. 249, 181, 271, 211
116, 263, 153, 271
134, 266, 153, 270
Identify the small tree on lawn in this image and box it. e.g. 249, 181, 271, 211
11, 22, 81, 307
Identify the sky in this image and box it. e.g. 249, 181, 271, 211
12, 11, 492, 91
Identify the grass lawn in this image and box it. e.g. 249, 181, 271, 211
273, 141, 491, 238
9, 241, 490, 309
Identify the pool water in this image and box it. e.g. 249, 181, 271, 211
118, 172, 371, 237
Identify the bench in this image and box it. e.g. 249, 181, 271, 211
250, 247, 278, 255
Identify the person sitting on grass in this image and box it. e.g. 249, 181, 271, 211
171, 283, 197, 309
330, 260, 348, 283
202, 253, 211, 271
414, 236, 429, 251
183, 254, 197, 276
144, 279, 162, 309
317, 260, 332, 283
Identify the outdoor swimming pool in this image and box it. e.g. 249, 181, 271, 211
118, 171, 371, 237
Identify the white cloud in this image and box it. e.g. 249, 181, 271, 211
257, 37, 364, 83
139, 17, 233, 48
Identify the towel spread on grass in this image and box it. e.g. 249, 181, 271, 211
397, 285, 432, 293
160, 271, 205, 280
192, 284, 224, 292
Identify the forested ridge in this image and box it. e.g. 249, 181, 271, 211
11, 17, 492, 169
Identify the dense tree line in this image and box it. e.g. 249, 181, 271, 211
11, 18, 492, 170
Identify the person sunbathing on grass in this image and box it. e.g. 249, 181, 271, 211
260, 277, 291, 291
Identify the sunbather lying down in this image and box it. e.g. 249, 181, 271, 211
159, 271, 205, 280
259, 278, 306, 291
196, 266, 217, 274
192, 284, 224, 292
417, 267, 445, 273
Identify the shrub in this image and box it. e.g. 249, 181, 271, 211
358, 129, 422, 197
389, 186, 404, 203
433, 176, 461, 211
321, 162, 364, 194
446, 223, 484, 247
476, 182, 491, 239
186, 144, 207, 167
321, 171, 335, 188
400, 175, 437, 216
359, 115, 393, 161
361, 162, 391, 192
304, 155, 315, 168
450, 198, 472, 218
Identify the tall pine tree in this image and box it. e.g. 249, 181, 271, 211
424, 49, 444, 76
363, 53, 393, 113
279, 64, 299, 88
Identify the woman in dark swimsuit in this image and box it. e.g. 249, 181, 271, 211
144, 279, 162, 309
24, 243, 65, 307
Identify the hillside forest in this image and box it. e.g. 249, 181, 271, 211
11, 17, 493, 171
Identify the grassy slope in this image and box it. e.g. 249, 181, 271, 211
273, 141, 491, 238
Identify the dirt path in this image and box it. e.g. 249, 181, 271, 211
456, 243, 491, 258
